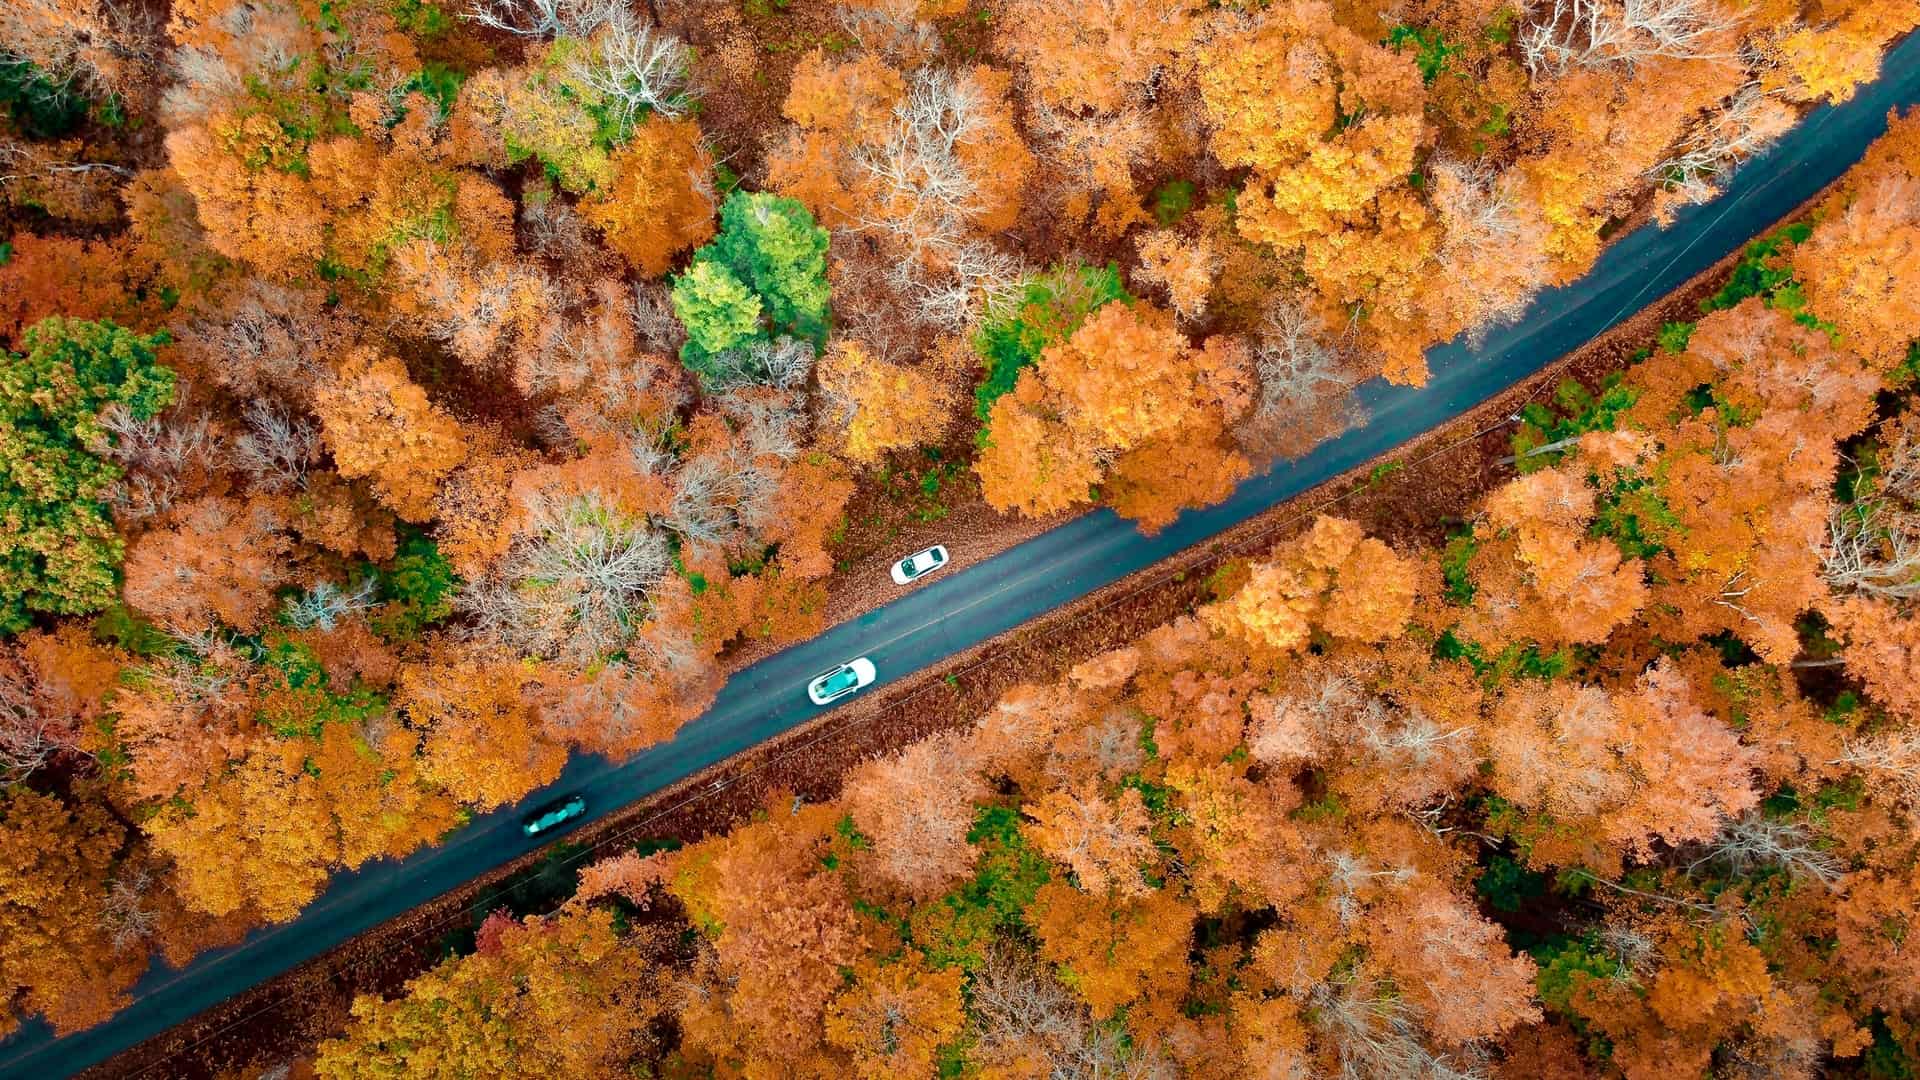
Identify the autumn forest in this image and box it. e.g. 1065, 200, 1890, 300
1, 0, 1919, 1074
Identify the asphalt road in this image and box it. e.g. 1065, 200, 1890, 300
12, 36, 1920, 1080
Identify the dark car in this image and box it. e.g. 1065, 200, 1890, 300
522, 793, 587, 837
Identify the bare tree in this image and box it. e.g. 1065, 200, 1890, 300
1519, 0, 1740, 76
1251, 671, 1360, 767
853, 68, 1026, 330
836, 1, 940, 61
181, 279, 340, 401
1309, 975, 1490, 1080
969, 947, 1173, 1080
700, 336, 817, 393
93, 403, 224, 523
461, 491, 672, 664
563, 21, 694, 129
102, 868, 158, 952
1428, 157, 1553, 336
664, 452, 780, 550
390, 240, 556, 370
0, 658, 71, 782
282, 577, 380, 632
1252, 302, 1355, 407
0, 139, 128, 223
1823, 504, 1920, 599
1651, 84, 1796, 209
231, 400, 319, 493
1239, 300, 1365, 460
628, 281, 688, 355
1688, 814, 1845, 887
518, 182, 599, 263
1836, 730, 1920, 815
463, 0, 622, 38
1325, 851, 1416, 929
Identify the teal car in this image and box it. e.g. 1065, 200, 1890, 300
522, 793, 587, 837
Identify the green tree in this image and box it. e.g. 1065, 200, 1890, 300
671, 261, 763, 360
0, 318, 174, 633
671, 191, 829, 381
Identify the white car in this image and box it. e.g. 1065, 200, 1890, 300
807, 657, 877, 705
890, 544, 950, 585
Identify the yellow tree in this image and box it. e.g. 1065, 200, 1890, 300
1459, 466, 1648, 649
1029, 882, 1195, 1019
998, 0, 1203, 113
1197, 1, 1437, 382
146, 722, 460, 922
816, 340, 955, 466
1791, 107, 1920, 372
974, 376, 1105, 517
0, 788, 144, 1037
314, 906, 658, 1079
977, 303, 1253, 525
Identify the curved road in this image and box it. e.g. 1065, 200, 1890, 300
13, 36, 1920, 1079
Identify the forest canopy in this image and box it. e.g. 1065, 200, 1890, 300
319, 110, 1920, 1079
0, 0, 1917, 1071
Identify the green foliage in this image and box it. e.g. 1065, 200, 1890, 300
1385, 25, 1463, 83
1150, 180, 1195, 226
972, 263, 1131, 423
1700, 222, 1812, 314
93, 604, 175, 657
1, 319, 175, 634
671, 192, 829, 382
1476, 853, 1548, 913
1889, 341, 1920, 389
1509, 374, 1639, 472
1435, 631, 1574, 685
0, 57, 91, 139
914, 805, 1052, 970
372, 532, 459, 639
1865, 1013, 1917, 1079
1656, 320, 1695, 354
1590, 474, 1678, 560
672, 262, 764, 360
1440, 529, 1478, 605
1120, 773, 1182, 828
441, 841, 589, 957
1483, 6, 1520, 44
1365, 461, 1404, 489
253, 635, 387, 738
388, 0, 455, 37
1532, 934, 1622, 1016
392, 63, 466, 123
705, 191, 830, 343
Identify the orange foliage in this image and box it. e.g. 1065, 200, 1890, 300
1461, 467, 1647, 648
978, 304, 1253, 525
582, 117, 717, 276
1204, 516, 1420, 652
121, 497, 293, 634
1792, 106, 1920, 372
314, 348, 469, 523
0, 788, 143, 1037
998, 0, 1202, 113
396, 652, 566, 810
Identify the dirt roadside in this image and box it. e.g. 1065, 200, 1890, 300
82, 196, 1806, 1078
